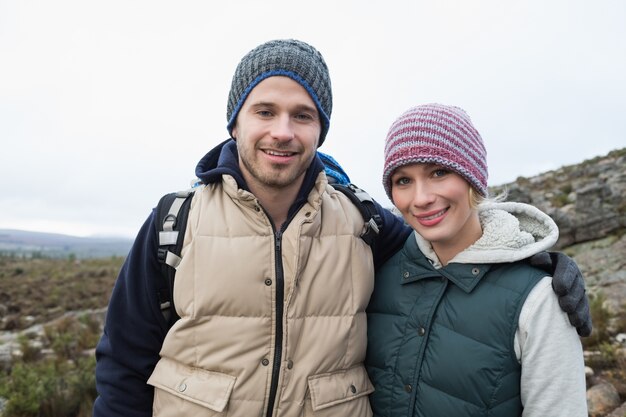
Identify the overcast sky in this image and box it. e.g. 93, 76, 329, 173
1, 0, 624, 238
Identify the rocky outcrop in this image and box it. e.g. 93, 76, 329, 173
491, 148, 626, 249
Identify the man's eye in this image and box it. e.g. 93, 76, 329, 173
257, 110, 272, 117
295, 113, 313, 121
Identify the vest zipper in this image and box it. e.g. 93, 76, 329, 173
261, 202, 302, 417
266, 230, 284, 417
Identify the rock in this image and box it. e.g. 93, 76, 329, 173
22, 315, 36, 326
575, 234, 626, 313
490, 150, 626, 251
0, 307, 108, 371
607, 401, 626, 417
585, 366, 595, 390
587, 381, 622, 417
0, 345, 11, 372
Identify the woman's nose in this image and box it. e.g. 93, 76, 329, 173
411, 181, 436, 207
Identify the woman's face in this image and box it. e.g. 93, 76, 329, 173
391, 163, 482, 261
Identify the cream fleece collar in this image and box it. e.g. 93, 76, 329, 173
415, 201, 559, 267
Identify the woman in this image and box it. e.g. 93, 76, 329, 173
366, 104, 587, 416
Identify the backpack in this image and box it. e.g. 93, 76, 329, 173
155, 170, 382, 326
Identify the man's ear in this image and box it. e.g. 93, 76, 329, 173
231, 125, 237, 140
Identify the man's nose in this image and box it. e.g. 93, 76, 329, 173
270, 114, 295, 141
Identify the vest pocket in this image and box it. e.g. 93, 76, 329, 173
304, 365, 374, 416
148, 357, 236, 416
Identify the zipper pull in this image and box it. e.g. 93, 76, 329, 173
275, 232, 282, 252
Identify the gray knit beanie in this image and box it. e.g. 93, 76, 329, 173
226, 39, 333, 146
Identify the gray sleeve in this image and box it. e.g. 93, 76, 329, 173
515, 276, 588, 417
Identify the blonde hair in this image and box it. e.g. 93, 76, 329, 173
469, 187, 507, 209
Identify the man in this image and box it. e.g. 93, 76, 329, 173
93, 39, 590, 417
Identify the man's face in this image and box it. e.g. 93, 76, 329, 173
232, 76, 321, 193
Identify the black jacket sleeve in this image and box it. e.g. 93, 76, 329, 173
371, 201, 412, 270
93, 210, 169, 417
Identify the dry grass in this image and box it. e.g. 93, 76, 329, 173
0, 256, 122, 330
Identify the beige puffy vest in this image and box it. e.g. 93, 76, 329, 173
147, 173, 375, 417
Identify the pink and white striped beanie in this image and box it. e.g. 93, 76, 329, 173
382, 103, 488, 200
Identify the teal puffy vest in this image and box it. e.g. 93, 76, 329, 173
366, 235, 545, 417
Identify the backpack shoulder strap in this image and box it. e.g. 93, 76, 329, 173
318, 152, 381, 245
155, 188, 195, 325
330, 183, 382, 247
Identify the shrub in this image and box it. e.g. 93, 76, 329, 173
0, 315, 101, 416
0, 357, 97, 417
16, 334, 42, 363
551, 193, 571, 208
583, 291, 612, 349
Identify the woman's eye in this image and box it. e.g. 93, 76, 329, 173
433, 169, 449, 177
395, 177, 410, 185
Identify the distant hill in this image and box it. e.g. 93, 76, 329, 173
0, 229, 133, 258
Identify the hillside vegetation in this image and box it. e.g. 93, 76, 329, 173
0, 256, 122, 417
0, 256, 122, 331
